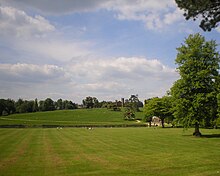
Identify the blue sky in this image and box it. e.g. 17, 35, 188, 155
0, 0, 219, 103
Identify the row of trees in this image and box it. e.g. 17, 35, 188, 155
82, 95, 143, 110
144, 34, 220, 136
0, 98, 77, 116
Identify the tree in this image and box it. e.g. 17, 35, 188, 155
33, 98, 39, 112
217, 93, 220, 127
63, 100, 77, 109
144, 97, 173, 128
0, 99, 6, 116
44, 98, 55, 111
0, 99, 16, 115
171, 34, 220, 136
144, 99, 154, 127
56, 98, 63, 110
123, 107, 135, 121
127, 94, 142, 112
175, 0, 220, 31
82, 96, 99, 108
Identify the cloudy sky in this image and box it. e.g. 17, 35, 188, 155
0, 0, 219, 103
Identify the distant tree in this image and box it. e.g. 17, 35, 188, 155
175, 0, 220, 31
15, 98, 24, 113
171, 34, 220, 136
33, 98, 39, 112
82, 96, 99, 108
144, 97, 173, 128
124, 107, 135, 121
0, 99, 6, 116
127, 94, 141, 112
38, 100, 44, 111
44, 98, 55, 111
0, 99, 16, 115
93, 97, 99, 108
56, 98, 63, 110
63, 100, 77, 109
38, 98, 55, 111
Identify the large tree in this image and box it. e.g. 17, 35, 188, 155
171, 34, 220, 136
175, 0, 220, 31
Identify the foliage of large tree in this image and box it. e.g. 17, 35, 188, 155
171, 34, 220, 136
175, 0, 220, 31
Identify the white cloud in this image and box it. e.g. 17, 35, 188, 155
0, 0, 185, 30
68, 57, 177, 80
0, 57, 179, 102
0, 6, 55, 38
0, 63, 70, 83
0, 0, 108, 14
0, 1, 183, 102
104, 0, 183, 30
0, 6, 93, 63
164, 8, 184, 25
66, 57, 179, 101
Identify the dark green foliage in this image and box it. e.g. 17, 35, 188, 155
82, 96, 99, 108
55, 99, 77, 110
175, 0, 220, 31
171, 34, 220, 135
0, 99, 15, 115
33, 98, 39, 112
44, 98, 55, 111
39, 98, 55, 111
144, 96, 173, 128
15, 99, 35, 113
63, 100, 77, 109
125, 94, 142, 112
56, 98, 63, 110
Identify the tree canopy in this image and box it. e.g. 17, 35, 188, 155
171, 33, 220, 136
144, 96, 173, 128
175, 0, 220, 31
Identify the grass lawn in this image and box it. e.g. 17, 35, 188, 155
0, 109, 144, 127
0, 128, 220, 176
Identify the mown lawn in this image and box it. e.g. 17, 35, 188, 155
0, 128, 220, 176
0, 109, 144, 126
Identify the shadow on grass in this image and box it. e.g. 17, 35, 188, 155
182, 134, 220, 138
201, 134, 220, 138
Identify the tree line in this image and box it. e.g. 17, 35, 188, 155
82, 95, 143, 111
0, 98, 77, 116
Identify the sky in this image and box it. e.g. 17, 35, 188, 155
0, 0, 219, 104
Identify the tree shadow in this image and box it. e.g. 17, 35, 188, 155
201, 134, 220, 138
182, 134, 220, 138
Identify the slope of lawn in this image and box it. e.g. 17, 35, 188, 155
0, 108, 144, 127
0, 128, 220, 176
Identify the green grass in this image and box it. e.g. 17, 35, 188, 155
0, 128, 220, 176
0, 108, 144, 126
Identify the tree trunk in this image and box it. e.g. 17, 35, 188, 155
193, 122, 202, 137
161, 118, 165, 128
149, 121, 151, 127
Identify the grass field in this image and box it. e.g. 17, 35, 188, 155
0, 128, 220, 176
0, 109, 144, 127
